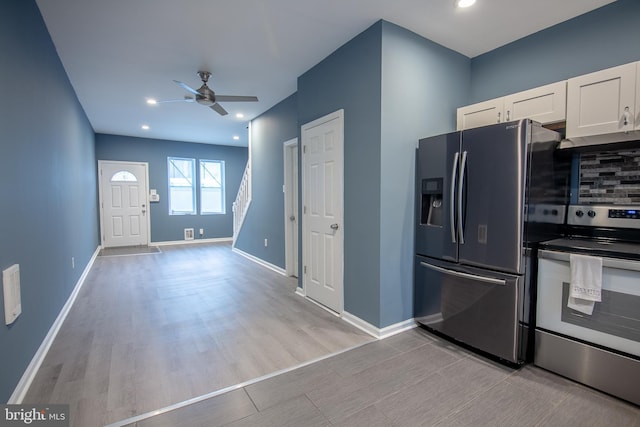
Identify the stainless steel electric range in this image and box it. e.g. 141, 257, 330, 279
535, 204, 640, 406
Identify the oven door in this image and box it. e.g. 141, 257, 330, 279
536, 250, 640, 357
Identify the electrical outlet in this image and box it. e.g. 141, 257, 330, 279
264, 238, 268, 247
71, 257, 75, 269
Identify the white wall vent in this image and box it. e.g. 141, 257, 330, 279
3, 264, 21, 325
184, 228, 195, 240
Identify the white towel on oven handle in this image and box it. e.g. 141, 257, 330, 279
567, 253, 603, 315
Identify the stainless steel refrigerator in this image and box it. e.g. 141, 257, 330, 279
414, 119, 570, 364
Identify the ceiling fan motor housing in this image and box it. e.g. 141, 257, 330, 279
196, 84, 215, 106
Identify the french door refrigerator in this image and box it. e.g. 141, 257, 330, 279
414, 119, 565, 364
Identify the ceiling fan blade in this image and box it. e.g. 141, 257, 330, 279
173, 80, 200, 95
210, 103, 228, 116
155, 96, 195, 104
214, 95, 259, 103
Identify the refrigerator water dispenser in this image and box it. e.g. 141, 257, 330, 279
421, 178, 443, 227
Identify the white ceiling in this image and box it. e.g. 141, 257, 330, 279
35, 0, 615, 147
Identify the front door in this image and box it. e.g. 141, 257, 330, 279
99, 161, 149, 248
302, 110, 344, 313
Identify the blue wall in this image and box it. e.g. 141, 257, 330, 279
470, 0, 640, 103
379, 21, 470, 327
234, 94, 298, 267
95, 134, 247, 242
295, 21, 470, 328
0, 0, 99, 402
298, 22, 384, 326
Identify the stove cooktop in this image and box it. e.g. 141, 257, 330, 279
540, 205, 640, 260
541, 237, 640, 260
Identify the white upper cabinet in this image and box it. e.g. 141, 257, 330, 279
503, 81, 567, 125
456, 98, 503, 131
566, 62, 637, 139
457, 81, 567, 131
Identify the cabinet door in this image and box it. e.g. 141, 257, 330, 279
456, 98, 503, 131
566, 62, 636, 138
503, 81, 566, 125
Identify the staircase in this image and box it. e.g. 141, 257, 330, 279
232, 161, 251, 246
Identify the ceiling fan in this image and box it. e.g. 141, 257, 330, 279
159, 71, 258, 116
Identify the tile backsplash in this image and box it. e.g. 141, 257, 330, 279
579, 149, 640, 205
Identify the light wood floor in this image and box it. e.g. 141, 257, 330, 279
121, 328, 640, 427
23, 242, 372, 427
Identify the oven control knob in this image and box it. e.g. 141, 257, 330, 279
588, 210, 596, 218
575, 210, 584, 217
551, 209, 558, 216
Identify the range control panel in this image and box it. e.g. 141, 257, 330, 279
568, 205, 640, 229
609, 209, 640, 219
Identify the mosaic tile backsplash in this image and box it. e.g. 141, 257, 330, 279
579, 149, 640, 205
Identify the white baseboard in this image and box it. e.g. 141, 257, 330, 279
9, 245, 101, 404
153, 237, 232, 246
292, 289, 416, 340
342, 311, 416, 339
232, 247, 287, 276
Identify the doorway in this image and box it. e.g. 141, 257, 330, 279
284, 138, 299, 277
98, 160, 150, 248
301, 110, 344, 313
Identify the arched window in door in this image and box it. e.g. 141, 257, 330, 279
111, 171, 138, 182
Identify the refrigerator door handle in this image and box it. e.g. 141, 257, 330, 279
420, 261, 507, 286
457, 150, 468, 245
450, 151, 460, 243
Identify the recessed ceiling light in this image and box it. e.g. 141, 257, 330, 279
455, 0, 476, 8
233, 135, 240, 140
235, 113, 244, 119
141, 125, 150, 130
146, 98, 157, 105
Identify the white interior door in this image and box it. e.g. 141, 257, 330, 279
99, 161, 149, 248
284, 139, 299, 277
302, 110, 344, 313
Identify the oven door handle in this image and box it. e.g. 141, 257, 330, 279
420, 261, 506, 286
539, 250, 640, 272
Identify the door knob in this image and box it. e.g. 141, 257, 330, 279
289, 215, 295, 221
330, 223, 339, 230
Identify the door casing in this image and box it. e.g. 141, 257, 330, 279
284, 138, 299, 277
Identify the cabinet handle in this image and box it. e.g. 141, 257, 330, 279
497, 112, 501, 123
506, 110, 510, 121
623, 106, 630, 126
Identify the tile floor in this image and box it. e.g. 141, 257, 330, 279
119, 327, 640, 427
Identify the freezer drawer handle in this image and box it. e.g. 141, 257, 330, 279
450, 151, 460, 243
420, 261, 506, 286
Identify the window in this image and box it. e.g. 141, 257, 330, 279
168, 157, 196, 215
200, 160, 225, 214
111, 171, 137, 182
